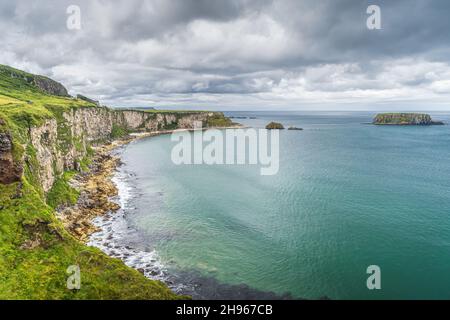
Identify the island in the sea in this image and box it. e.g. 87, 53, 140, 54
373, 113, 444, 126
266, 122, 285, 129
0, 64, 235, 299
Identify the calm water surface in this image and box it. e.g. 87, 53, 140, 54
96, 111, 450, 299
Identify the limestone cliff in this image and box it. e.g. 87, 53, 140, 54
26, 107, 224, 193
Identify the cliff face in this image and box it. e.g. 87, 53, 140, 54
0, 64, 217, 299
24, 107, 219, 192
373, 113, 444, 125
0, 131, 23, 184
33, 76, 69, 97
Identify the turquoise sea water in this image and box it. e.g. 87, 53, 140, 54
110, 111, 450, 299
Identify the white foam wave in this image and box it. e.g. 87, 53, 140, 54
87, 164, 186, 294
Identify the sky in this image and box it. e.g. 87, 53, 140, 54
1, 0, 450, 111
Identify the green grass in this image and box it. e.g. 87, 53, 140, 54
110, 123, 128, 139
0, 64, 185, 300
46, 171, 80, 210
206, 113, 235, 127
0, 180, 182, 300
0, 65, 97, 130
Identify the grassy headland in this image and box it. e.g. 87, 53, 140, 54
0, 64, 229, 299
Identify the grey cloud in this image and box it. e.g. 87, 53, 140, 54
1, 0, 450, 109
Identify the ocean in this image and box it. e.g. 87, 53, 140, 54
88, 111, 450, 299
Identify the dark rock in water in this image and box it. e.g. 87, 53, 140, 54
175, 269, 299, 300
373, 113, 444, 125
288, 126, 303, 131
266, 122, 285, 130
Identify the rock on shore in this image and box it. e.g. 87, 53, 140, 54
57, 143, 123, 242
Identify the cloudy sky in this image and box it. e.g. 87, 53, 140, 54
2, 0, 450, 110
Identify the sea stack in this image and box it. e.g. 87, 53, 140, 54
266, 122, 285, 129
373, 113, 444, 125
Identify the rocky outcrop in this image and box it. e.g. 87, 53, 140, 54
0, 131, 23, 184
33, 76, 69, 97
0, 65, 69, 97
58, 145, 121, 242
373, 113, 444, 125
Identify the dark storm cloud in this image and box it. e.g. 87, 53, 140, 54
1, 0, 450, 109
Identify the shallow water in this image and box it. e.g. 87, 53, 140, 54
90, 111, 450, 299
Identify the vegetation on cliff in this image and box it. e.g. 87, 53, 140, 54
0, 64, 226, 299
46, 171, 80, 210
373, 113, 444, 125
206, 113, 236, 127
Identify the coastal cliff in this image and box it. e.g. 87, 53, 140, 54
0, 64, 231, 299
26, 107, 221, 193
373, 113, 444, 125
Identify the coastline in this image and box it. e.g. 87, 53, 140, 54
57, 128, 196, 242
58, 126, 243, 241
75, 125, 305, 300
58, 126, 245, 295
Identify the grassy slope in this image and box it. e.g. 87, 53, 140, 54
0, 65, 181, 299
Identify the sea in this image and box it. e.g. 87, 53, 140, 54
88, 111, 450, 300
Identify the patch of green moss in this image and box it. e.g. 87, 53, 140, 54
206, 113, 235, 127
0, 179, 183, 300
266, 122, 285, 130
110, 124, 128, 139
46, 172, 80, 210
23, 144, 44, 198
79, 155, 92, 172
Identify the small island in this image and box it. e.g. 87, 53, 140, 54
373, 113, 444, 126
266, 122, 285, 129
288, 126, 303, 131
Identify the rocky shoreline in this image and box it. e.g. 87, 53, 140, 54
57, 131, 168, 242
57, 140, 126, 241
57, 126, 244, 242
